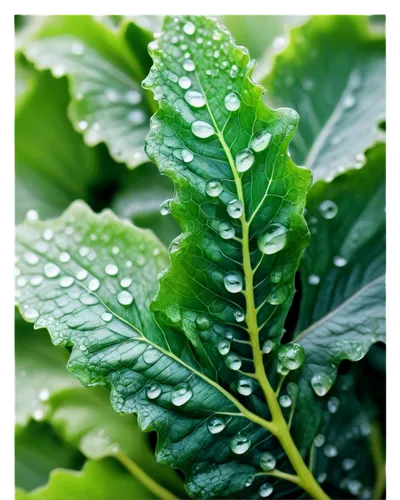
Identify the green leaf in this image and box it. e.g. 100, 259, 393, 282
262, 15, 386, 182
16, 458, 155, 500
21, 15, 153, 168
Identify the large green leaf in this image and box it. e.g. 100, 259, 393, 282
21, 15, 153, 168
262, 15, 385, 182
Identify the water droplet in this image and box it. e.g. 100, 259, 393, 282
16, 276, 27, 288
146, 383, 162, 399
230, 433, 251, 454
105, 264, 119, 276
324, 444, 338, 458
39, 388, 50, 401
279, 395, 292, 407
235, 148, 254, 173
258, 223, 287, 254
219, 221, 235, 239
333, 256, 347, 267
119, 278, 132, 289
342, 458, 356, 471
317, 472, 327, 484
33, 409, 44, 421
128, 110, 146, 125
245, 476, 254, 487
183, 59, 195, 72
314, 434, 325, 447
171, 382, 193, 406
185, 90, 205, 108
207, 416, 226, 434
319, 200, 338, 219
159, 199, 171, 215
60, 276, 74, 288
224, 271, 243, 294
195, 315, 211, 331
258, 483, 273, 497
227, 199, 243, 219
277, 343, 305, 370
260, 452, 276, 471
206, 179, 223, 197
183, 21, 195, 35
44, 263, 61, 278
24, 251, 39, 265
225, 353, 242, 370
26, 209, 39, 221
237, 378, 253, 396
262, 339, 274, 354
343, 95, 356, 109
101, 312, 113, 322
192, 120, 215, 138
178, 76, 191, 89
251, 130, 272, 152
25, 308, 39, 321
234, 310, 245, 323
80, 293, 98, 305
182, 149, 194, 163
77, 120, 88, 131
218, 339, 231, 355
270, 269, 282, 283
327, 397, 340, 413
88, 278, 100, 291
302, 78, 315, 91
308, 274, 320, 285
43, 229, 54, 241
311, 373, 333, 396
267, 284, 290, 305
76, 269, 88, 281
224, 92, 240, 111
30, 275, 43, 287
59, 252, 70, 263
348, 480, 362, 496
117, 290, 133, 305
125, 90, 142, 105
142, 348, 161, 365
229, 65, 238, 78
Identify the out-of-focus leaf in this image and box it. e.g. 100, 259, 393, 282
262, 15, 385, 182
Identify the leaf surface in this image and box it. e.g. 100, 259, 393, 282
262, 15, 385, 182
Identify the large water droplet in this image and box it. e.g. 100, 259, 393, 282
277, 343, 305, 370
319, 200, 338, 219
262, 339, 274, 354
235, 149, 254, 173
171, 382, 193, 406
218, 339, 231, 355
258, 483, 273, 497
279, 395, 292, 407
60, 276, 74, 288
178, 76, 192, 89
101, 312, 113, 322
237, 378, 253, 396
219, 221, 235, 240
267, 284, 290, 305
258, 223, 287, 254
25, 308, 39, 321
311, 373, 333, 396
146, 383, 161, 399
24, 252, 39, 265
260, 452, 276, 471
120, 277, 132, 289
182, 149, 194, 163
88, 278, 100, 291
44, 263, 60, 278
224, 271, 243, 294
59, 252, 70, 263
206, 180, 223, 197
227, 199, 243, 219
225, 353, 242, 370
192, 120, 215, 138
105, 264, 119, 276
159, 199, 171, 215
117, 291, 133, 305
251, 130, 272, 152
224, 92, 240, 111
230, 433, 251, 454
196, 315, 211, 331
76, 269, 88, 281
183, 59, 196, 72
183, 21, 195, 35
185, 90, 205, 108
207, 416, 226, 434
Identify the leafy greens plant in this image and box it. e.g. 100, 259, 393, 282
15, 14, 385, 500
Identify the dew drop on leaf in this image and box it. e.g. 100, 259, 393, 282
314, 434, 325, 448
171, 382, 193, 406
206, 180, 223, 197
60, 276, 74, 288
117, 290, 133, 305
250, 130, 272, 152
207, 416, 226, 434
279, 395, 292, 407
258, 483, 273, 497
88, 278, 100, 291
219, 221, 235, 239
224, 271, 243, 294
120, 277, 132, 288
308, 274, 320, 285
267, 284, 290, 305
196, 315, 211, 331
185, 90, 205, 108
324, 444, 338, 458
59, 251, 70, 263
101, 312, 113, 322
146, 383, 162, 400
262, 339, 274, 354
25, 308, 39, 321
230, 433, 251, 454
225, 353, 242, 370
234, 310, 245, 323
319, 200, 338, 219
178, 76, 192, 89
237, 378, 253, 396
277, 343, 305, 370
333, 255, 347, 267
183, 21, 196, 35
192, 120, 215, 138
182, 149, 194, 163
105, 264, 119, 276
183, 59, 196, 72
235, 148, 255, 173
159, 199, 171, 215
257, 223, 287, 254
311, 373, 333, 396
218, 339, 231, 355
224, 92, 241, 111
260, 452, 276, 471
327, 396, 340, 413
44, 263, 61, 278
227, 199, 243, 219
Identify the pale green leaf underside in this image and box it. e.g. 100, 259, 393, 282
263, 15, 385, 182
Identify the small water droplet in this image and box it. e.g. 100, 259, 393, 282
260, 452, 276, 471
25, 308, 39, 321
224, 271, 243, 294
319, 200, 338, 219
26, 209, 39, 221
33, 409, 44, 421
234, 310, 245, 323
317, 472, 327, 484
71, 42, 84, 55
224, 92, 240, 111
120, 277, 132, 289
38, 388, 50, 401
327, 397, 340, 413
258, 483, 273, 497
146, 383, 162, 399
24, 251, 39, 265
59, 252, 70, 263
277, 343, 305, 370
183, 21, 195, 35
60, 276, 74, 288
159, 199, 171, 215
348, 480, 362, 496
235, 148, 254, 173
245, 476, 254, 487
230, 433, 251, 454
44, 263, 61, 278
183, 59, 195, 72
258, 223, 287, 254
192, 120, 215, 138
207, 416, 226, 434
267, 284, 290, 305
314, 434, 325, 447
218, 221, 235, 239
185, 90, 205, 108
324, 444, 338, 458
342, 458, 356, 471
178, 76, 192, 89
76, 269, 88, 281
225, 353, 242, 370
308, 274, 320, 285
218, 339, 231, 355
237, 378, 253, 396
171, 382, 193, 406
195, 315, 211, 331
77, 120, 88, 131
262, 339, 274, 354
343, 95, 356, 109
251, 130, 272, 152
182, 149, 194, 163
333, 256, 347, 267
311, 373, 333, 396
227, 199, 243, 219
105, 264, 119, 276
88, 278, 100, 291
279, 395, 292, 407
206, 179, 223, 197
117, 290, 133, 305
101, 312, 113, 322
43, 229, 54, 241
30, 275, 43, 287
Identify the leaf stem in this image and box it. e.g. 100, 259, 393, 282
370, 421, 386, 499
255, 469, 300, 485
115, 451, 178, 500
